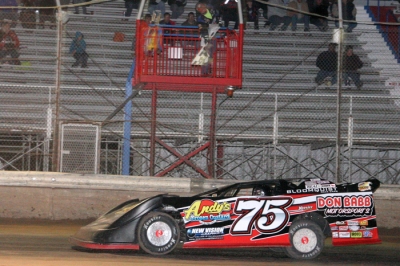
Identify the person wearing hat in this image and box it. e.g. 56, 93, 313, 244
315, 43, 337, 86
343, 45, 363, 89
0, 20, 20, 65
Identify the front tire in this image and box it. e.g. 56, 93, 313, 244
138, 212, 180, 255
284, 219, 324, 260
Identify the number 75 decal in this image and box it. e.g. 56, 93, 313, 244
230, 197, 293, 235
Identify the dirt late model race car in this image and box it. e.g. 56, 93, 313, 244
70, 177, 381, 260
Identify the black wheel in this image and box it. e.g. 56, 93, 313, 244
138, 212, 180, 255
284, 219, 324, 260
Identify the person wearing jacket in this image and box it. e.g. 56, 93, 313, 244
315, 43, 337, 85
287, 0, 310, 31
268, 0, 291, 31
69, 31, 88, 68
343, 45, 363, 89
332, 0, 357, 33
148, 0, 167, 16
0, 20, 20, 65
168, 0, 187, 19
246, 0, 259, 30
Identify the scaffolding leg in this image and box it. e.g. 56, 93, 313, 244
208, 87, 217, 178
150, 86, 157, 176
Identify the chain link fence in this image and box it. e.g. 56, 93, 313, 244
1, 0, 400, 184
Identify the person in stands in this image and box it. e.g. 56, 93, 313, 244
220, 0, 239, 29
20, 0, 37, 29
267, 0, 291, 31
69, 31, 88, 68
194, 1, 219, 75
332, 0, 357, 32
343, 45, 363, 89
309, 0, 329, 31
287, 0, 310, 32
182, 11, 196, 26
246, 0, 259, 30
148, 0, 167, 16
315, 43, 337, 86
0, 20, 20, 65
72, 0, 88, 14
168, 0, 187, 19
38, 0, 56, 29
0, 0, 18, 28
181, 12, 197, 46
124, 0, 140, 19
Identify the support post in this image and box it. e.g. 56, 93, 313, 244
216, 141, 224, 178
208, 87, 217, 178
52, 0, 63, 172
335, 0, 344, 183
122, 61, 135, 175
149, 86, 157, 176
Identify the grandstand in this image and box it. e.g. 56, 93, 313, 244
1, 0, 400, 183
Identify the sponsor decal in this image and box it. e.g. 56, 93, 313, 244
330, 226, 339, 231
359, 220, 368, 226
347, 221, 359, 226
339, 226, 349, 231
286, 187, 337, 194
183, 200, 231, 224
358, 182, 372, 192
317, 195, 373, 217
230, 197, 293, 235
305, 179, 337, 190
298, 205, 313, 211
332, 232, 339, 238
363, 230, 373, 238
349, 225, 360, 231
187, 227, 225, 240
351, 232, 363, 238
339, 232, 350, 238
336, 221, 347, 226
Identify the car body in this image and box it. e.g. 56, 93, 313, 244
70, 177, 381, 260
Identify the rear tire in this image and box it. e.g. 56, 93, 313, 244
138, 212, 180, 255
284, 219, 324, 260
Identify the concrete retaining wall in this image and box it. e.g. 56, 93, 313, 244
0, 171, 399, 229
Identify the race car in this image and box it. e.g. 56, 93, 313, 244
70, 177, 381, 260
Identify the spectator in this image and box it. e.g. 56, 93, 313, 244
332, 0, 357, 32
168, 0, 187, 19
195, 1, 218, 26
182, 11, 197, 26
0, 0, 18, 28
309, 0, 329, 31
160, 12, 176, 45
72, 0, 88, 14
194, 1, 219, 75
246, 0, 259, 30
343, 45, 363, 89
315, 43, 337, 86
268, 0, 291, 31
181, 12, 197, 46
148, 0, 167, 17
257, 1, 270, 27
0, 20, 20, 65
220, 0, 239, 29
159, 12, 176, 25
20, 0, 37, 29
38, 0, 56, 29
124, 0, 140, 19
287, 0, 310, 31
69, 31, 88, 68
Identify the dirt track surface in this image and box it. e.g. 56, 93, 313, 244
0, 219, 399, 266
